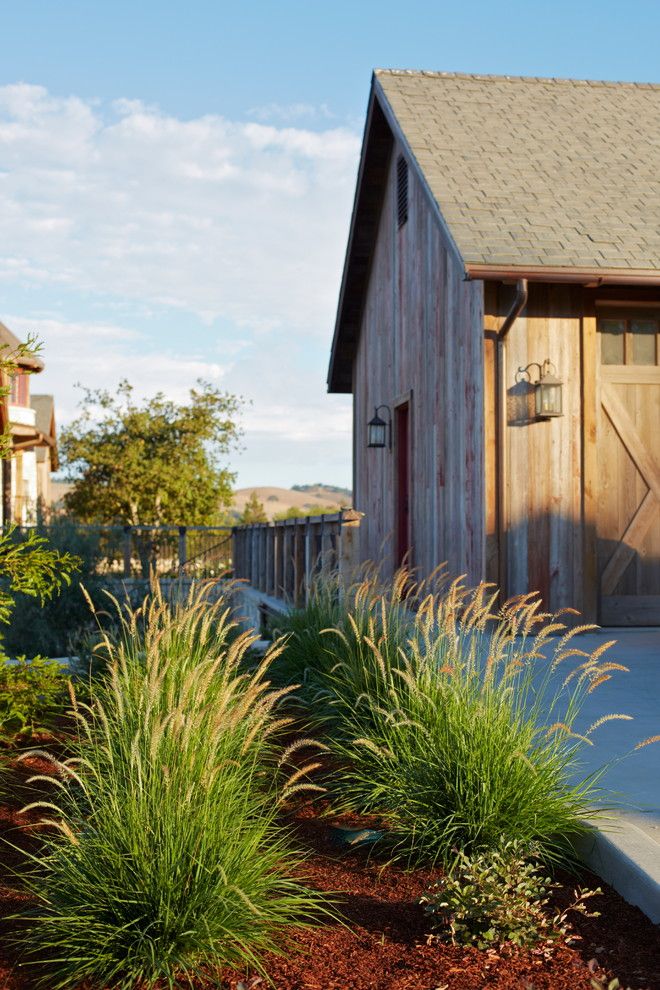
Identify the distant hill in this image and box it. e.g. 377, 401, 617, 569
231, 485, 352, 521
49, 481, 352, 525
291, 483, 352, 500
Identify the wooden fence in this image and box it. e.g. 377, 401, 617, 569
232, 510, 362, 607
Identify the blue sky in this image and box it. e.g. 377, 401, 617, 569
2, 0, 659, 490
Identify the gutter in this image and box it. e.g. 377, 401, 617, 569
11, 430, 54, 453
496, 278, 528, 596
468, 264, 660, 287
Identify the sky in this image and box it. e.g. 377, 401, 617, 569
1, 0, 659, 491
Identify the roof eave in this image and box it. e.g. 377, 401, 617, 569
327, 78, 394, 394
327, 75, 470, 395
466, 263, 660, 286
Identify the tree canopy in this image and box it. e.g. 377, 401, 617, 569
238, 491, 268, 525
61, 381, 242, 526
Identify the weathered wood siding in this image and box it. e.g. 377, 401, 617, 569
353, 143, 485, 583
485, 283, 587, 614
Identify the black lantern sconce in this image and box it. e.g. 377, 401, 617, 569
516, 359, 563, 420
367, 405, 392, 448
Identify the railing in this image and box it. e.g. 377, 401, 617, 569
119, 525, 233, 579
232, 510, 362, 607
10, 523, 232, 580
178, 527, 232, 579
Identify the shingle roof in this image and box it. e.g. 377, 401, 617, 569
31, 394, 54, 434
31, 394, 58, 466
0, 320, 44, 371
376, 70, 660, 272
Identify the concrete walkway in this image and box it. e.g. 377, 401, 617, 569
562, 628, 660, 922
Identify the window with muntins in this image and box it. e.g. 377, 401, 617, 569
598, 309, 660, 366
10, 373, 29, 406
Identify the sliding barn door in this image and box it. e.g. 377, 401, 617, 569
597, 310, 660, 625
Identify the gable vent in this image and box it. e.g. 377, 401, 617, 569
396, 155, 408, 228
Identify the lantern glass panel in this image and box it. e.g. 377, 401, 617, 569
368, 419, 386, 447
535, 381, 562, 417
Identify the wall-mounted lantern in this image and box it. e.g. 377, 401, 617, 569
367, 405, 392, 448
517, 359, 563, 419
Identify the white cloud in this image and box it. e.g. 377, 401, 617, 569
0, 84, 360, 335
6, 309, 353, 489
0, 84, 358, 489
6, 314, 229, 425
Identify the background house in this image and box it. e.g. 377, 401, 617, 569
328, 71, 660, 626
0, 321, 57, 525
31, 394, 59, 515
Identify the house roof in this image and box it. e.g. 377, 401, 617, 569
0, 320, 44, 372
328, 70, 660, 392
376, 70, 660, 274
31, 394, 58, 468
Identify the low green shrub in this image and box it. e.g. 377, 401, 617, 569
3, 518, 117, 658
590, 978, 627, 990
0, 654, 69, 738
420, 840, 600, 950
12, 584, 328, 989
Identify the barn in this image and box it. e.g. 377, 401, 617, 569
327, 70, 660, 625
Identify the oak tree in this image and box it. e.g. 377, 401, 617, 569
61, 380, 242, 526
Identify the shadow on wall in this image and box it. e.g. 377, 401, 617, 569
366, 516, 659, 626
502, 515, 659, 625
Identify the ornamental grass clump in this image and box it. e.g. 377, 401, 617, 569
12, 585, 327, 990
316, 575, 631, 866
269, 571, 345, 697
272, 566, 425, 728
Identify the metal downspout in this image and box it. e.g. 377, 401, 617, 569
497, 278, 528, 597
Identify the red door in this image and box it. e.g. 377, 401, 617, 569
395, 402, 410, 568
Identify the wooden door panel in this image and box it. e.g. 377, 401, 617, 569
601, 595, 660, 626
597, 364, 660, 624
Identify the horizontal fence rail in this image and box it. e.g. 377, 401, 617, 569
232, 510, 362, 607
11, 523, 232, 580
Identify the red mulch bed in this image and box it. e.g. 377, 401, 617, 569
1, 737, 659, 990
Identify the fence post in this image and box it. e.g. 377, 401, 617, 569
304, 517, 312, 605
337, 510, 363, 590
259, 524, 268, 593
178, 525, 187, 576
250, 526, 257, 585
266, 524, 274, 596
320, 514, 335, 575
283, 523, 294, 601
123, 525, 132, 578
294, 521, 305, 606
274, 525, 282, 597
232, 527, 242, 579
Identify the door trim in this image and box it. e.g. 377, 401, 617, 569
581, 296, 599, 622
394, 399, 411, 569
